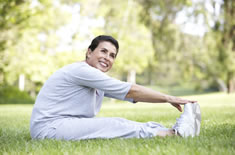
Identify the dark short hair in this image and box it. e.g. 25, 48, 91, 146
88, 35, 119, 52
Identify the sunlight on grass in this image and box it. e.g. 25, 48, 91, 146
0, 92, 235, 154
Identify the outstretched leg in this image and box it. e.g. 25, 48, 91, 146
47, 117, 170, 140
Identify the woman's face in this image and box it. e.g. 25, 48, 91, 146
86, 41, 117, 72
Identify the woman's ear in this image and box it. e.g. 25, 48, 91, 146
86, 48, 92, 59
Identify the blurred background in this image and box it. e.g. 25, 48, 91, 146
0, 0, 234, 104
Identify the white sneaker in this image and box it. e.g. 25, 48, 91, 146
172, 103, 201, 137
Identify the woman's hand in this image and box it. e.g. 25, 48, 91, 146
166, 95, 197, 112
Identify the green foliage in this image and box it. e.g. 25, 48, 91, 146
196, 0, 235, 92
0, 0, 33, 85
0, 93, 235, 154
0, 86, 34, 104
0, 0, 85, 93
0, 0, 234, 95
97, 0, 154, 78
136, 0, 200, 86
143, 84, 216, 97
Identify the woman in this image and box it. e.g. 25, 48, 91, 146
30, 35, 201, 140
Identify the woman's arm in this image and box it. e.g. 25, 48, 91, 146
126, 84, 197, 112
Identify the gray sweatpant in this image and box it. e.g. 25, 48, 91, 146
46, 117, 169, 140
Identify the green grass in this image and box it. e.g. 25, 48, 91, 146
0, 92, 235, 154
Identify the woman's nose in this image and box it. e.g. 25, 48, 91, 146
104, 53, 110, 60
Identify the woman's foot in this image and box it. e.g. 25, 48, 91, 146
172, 103, 201, 137
156, 129, 175, 137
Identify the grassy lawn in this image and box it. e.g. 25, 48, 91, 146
0, 92, 235, 154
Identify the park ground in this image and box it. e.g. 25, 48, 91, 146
0, 92, 235, 155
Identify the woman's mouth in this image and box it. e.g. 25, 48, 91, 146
99, 61, 108, 68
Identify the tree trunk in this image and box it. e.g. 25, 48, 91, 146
127, 69, 136, 84
0, 69, 3, 85
216, 78, 227, 92
18, 74, 25, 91
223, 0, 235, 93
147, 61, 154, 85
227, 79, 235, 93
227, 72, 235, 93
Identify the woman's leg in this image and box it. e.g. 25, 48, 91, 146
156, 129, 175, 137
51, 117, 171, 140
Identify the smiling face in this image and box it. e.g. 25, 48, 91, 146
86, 41, 117, 72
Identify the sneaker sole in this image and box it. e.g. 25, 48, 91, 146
192, 103, 201, 136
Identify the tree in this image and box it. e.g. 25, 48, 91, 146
0, 0, 34, 84
137, 0, 198, 86
0, 0, 84, 94
200, 0, 235, 93
220, 0, 235, 93
96, 0, 154, 83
